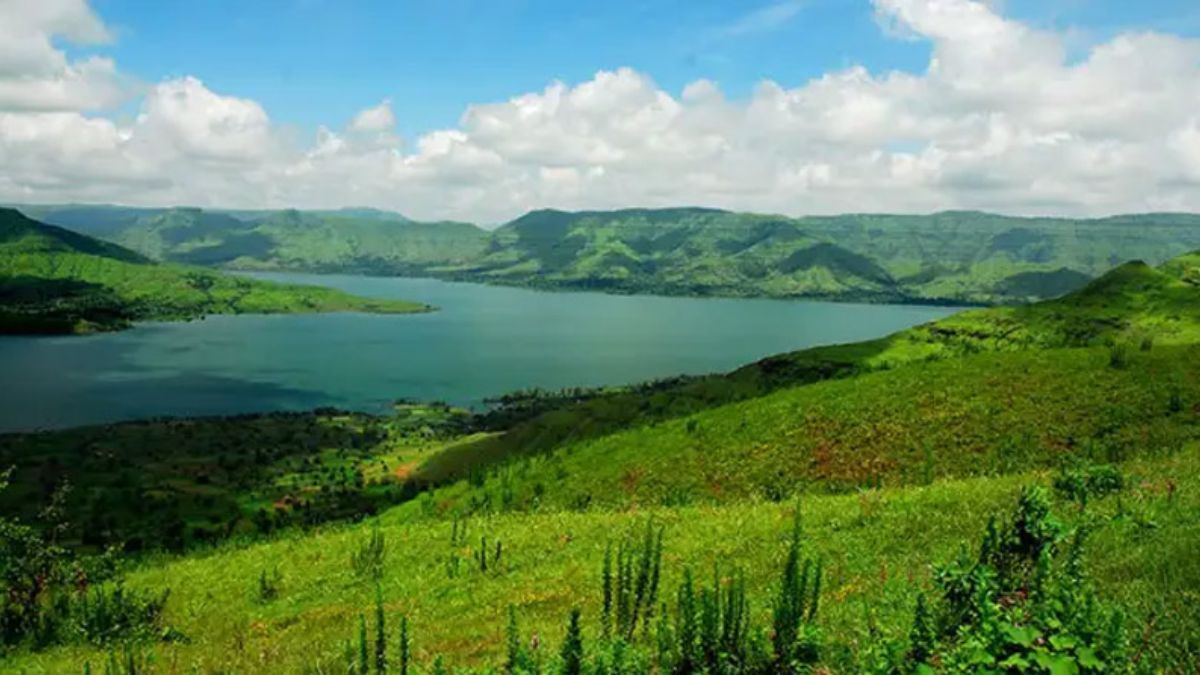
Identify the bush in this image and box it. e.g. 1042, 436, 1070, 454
1054, 465, 1124, 505
1, 476, 172, 650
869, 488, 1131, 674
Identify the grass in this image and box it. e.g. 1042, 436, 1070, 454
410, 345, 1200, 516
3, 239, 1199, 672
6, 446, 1197, 673
0, 406, 469, 553
0, 208, 430, 334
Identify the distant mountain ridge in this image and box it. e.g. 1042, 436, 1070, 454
16, 203, 1200, 305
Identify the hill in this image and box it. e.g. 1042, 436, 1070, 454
0, 209, 430, 334
410, 253, 1200, 487
448, 208, 1200, 305
22, 203, 1200, 305
1, 243, 1198, 672
7, 444, 1197, 672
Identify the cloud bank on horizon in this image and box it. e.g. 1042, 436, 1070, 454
0, 0, 1198, 223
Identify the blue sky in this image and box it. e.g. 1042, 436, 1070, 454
87, 0, 1200, 140
9, 0, 1200, 219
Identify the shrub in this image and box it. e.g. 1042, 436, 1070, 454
1107, 342, 1129, 369
772, 507, 822, 672
1, 476, 171, 651
871, 488, 1131, 674
1054, 464, 1124, 506
560, 609, 583, 675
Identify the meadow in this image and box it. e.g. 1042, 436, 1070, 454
6, 447, 1196, 672
2, 236, 1199, 673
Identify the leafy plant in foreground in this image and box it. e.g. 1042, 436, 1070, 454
772, 507, 822, 673
867, 487, 1132, 674
601, 520, 664, 642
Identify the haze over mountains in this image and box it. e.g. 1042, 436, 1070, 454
15, 203, 1200, 306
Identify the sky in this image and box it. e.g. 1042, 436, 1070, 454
1, 0, 1199, 223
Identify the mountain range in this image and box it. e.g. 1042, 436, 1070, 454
17, 203, 1200, 305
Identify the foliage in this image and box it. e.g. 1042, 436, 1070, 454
256, 567, 282, 604
771, 508, 822, 672
352, 526, 387, 581
559, 609, 583, 675
0, 475, 170, 652
601, 521, 664, 641
1053, 465, 1124, 506
868, 488, 1132, 674
0, 406, 467, 553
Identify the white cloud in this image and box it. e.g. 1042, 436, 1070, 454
0, 0, 129, 111
349, 99, 396, 133
1, 0, 1200, 222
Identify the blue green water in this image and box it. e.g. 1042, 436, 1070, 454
0, 274, 961, 432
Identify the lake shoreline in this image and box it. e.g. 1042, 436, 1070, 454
0, 274, 963, 433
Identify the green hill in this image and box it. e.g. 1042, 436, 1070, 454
451, 208, 1200, 304
22, 203, 1200, 305
0, 209, 430, 334
2, 238, 1199, 672
409, 253, 1200, 489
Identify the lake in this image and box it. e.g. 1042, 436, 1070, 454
0, 274, 962, 433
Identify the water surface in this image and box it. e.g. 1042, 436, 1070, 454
0, 274, 961, 432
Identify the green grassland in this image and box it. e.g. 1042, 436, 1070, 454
411, 345, 1199, 517
0, 209, 430, 334
24, 203, 1200, 305
2, 246, 1200, 672
7, 448, 1197, 673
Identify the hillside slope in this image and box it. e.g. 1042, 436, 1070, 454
0, 209, 430, 334
3, 244, 1199, 673
24, 204, 1200, 305
413, 252, 1200, 486
447, 208, 1200, 305
9, 448, 1197, 673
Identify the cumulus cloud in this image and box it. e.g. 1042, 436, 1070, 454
349, 99, 396, 133
0, 0, 130, 111
1, 0, 1199, 222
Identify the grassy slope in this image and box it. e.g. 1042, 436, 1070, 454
413, 345, 1199, 515
414, 255, 1200, 486
0, 406, 470, 553
26, 204, 1200, 305
106, 208, 492, 273
10, 448, 1197, 672
0, 209, 430, 334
